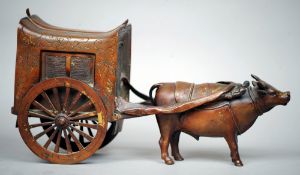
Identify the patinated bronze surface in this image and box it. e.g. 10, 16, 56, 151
12, 9, 290, 165
12, 9, 131, 163
119, 75, 290, 166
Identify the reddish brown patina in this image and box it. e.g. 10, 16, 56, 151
12, 9, 290, 165
12, 9, 131, 164
119, 75, 290, 166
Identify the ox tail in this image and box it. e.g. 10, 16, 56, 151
122, 78, 151, 101
149, 83, 162, 105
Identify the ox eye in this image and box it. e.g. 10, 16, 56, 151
269, 92, 277, 96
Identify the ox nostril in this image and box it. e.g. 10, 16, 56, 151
284, 91, 291, 101
286, 91, 290, 98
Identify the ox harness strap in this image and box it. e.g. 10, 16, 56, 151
228, 102, 242, 135
228, 87, 264, 135
248, 87, 263, 116
174, 82, 195, 103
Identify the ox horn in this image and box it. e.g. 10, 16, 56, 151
251, 74, 267, 89
251, 74, 262, 81
26, 8, 31, 17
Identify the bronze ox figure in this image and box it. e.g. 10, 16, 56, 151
119, 74, 290, 166
152, 74, 290, 166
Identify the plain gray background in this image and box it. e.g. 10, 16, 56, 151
0, 0, 299, 174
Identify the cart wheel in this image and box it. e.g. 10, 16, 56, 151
101, 121, 118, 148
18, 77, 107, 164
41, 119, 118, 150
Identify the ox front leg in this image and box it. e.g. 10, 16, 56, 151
225, 134, 243, 166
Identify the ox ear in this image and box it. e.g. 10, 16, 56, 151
252, 81, 258, 87
252, 80, 265, 89
251, 74, 261, 81
257, 81, 266, 89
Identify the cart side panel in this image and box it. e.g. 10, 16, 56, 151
113, 25, 132, 131
94, 39, 119, 121
116, 25, 131, 101
12, 24, 41, 115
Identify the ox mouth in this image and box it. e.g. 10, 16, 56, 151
283, 98, 290, 106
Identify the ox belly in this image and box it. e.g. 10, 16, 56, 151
180, 106, 234, 137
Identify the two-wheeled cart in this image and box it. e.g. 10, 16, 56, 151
12, 10, 237, 164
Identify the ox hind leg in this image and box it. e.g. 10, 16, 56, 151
225, 134, 243, 166
170, 131, 184, 161
156, 114, 176, 165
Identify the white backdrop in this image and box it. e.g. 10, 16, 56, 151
0, 0, 299, 175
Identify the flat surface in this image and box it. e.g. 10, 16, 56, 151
1, 0, 300, 174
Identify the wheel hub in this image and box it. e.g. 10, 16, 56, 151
55, 113, 69, 128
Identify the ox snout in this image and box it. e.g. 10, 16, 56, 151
282, 91, 290, 105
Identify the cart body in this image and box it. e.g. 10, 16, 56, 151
12, 12, 131, 124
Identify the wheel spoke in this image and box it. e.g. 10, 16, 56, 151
79, 120, 84, 144
70, 111, 97, 121
32, 100, 56, 117
52, 87, 61, 112
28, 110, 54, 120
63, 129, 72, 153
67, 127, 83, 150
34, 125, 56, 140
54, 129, 62, 153
70, 126, 93, 142
41, 91, 56, 111
85, 120, 94, 137
29, 121, 54, 129
73, 120, 98, 130
68, 92, 82, 113
43, 128, 58, 149
63, 87, 70, 112
68, 101, 94, 118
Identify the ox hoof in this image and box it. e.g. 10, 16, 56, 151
164, 157, 174, 165
173, 154, 184, 161
233, 160, 243, 167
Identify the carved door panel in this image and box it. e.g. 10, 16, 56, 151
41, 51, 95, 87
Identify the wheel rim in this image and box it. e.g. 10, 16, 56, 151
100, 121, 118, 148
18, 78, 107, 164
